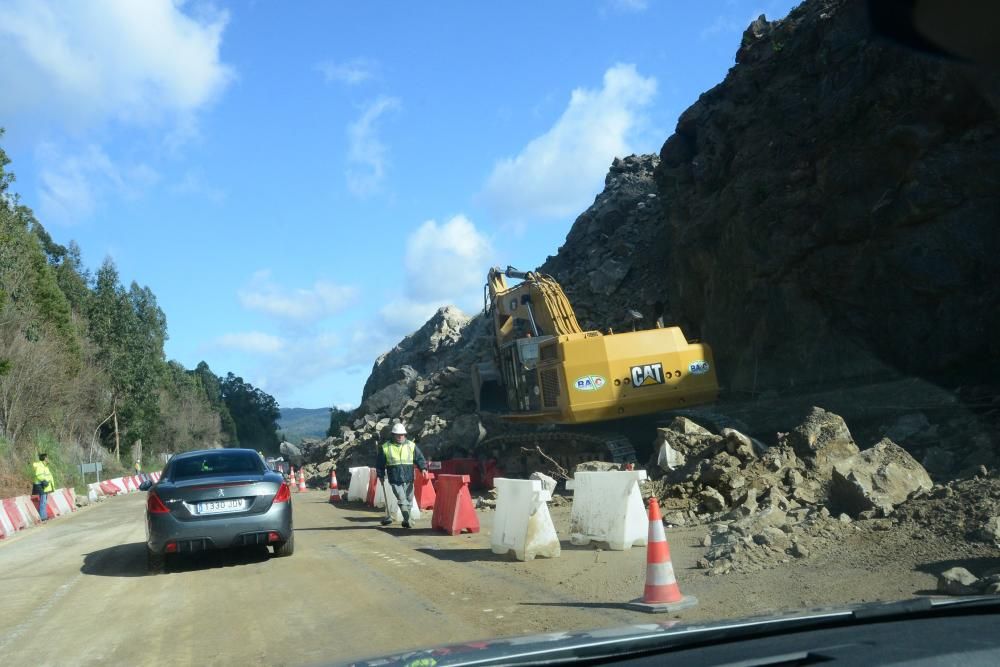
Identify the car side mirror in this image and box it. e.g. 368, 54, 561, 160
139, 480, 153, 491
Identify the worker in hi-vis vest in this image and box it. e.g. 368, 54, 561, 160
375, 422, 427, 528
32, 453, 56, 521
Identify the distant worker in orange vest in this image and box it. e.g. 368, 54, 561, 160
376, 422, 428, 528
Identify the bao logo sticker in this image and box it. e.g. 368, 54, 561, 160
689, 360, 711, 375
573, 375, 606, 392
630, 363, 665, 387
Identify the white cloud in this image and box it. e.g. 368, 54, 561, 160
480, 64, 656, 222
372, 214, 491, 335
346, 96, 400, 197
238, 271, 358, 323
36, 143, 159, 223
318, 58, 377, 85
0, 0, 233, 128
404, 215, 492, 302
215, 332, 285, 354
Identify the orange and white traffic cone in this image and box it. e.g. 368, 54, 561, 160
289, 466, 295, 486
328, 470, 340, 504
298, 469, 307, 493
626, 497, 698, 612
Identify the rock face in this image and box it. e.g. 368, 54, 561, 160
537, 0, 999, 398
653, 0, 1000, 394
361, 307, 480, 401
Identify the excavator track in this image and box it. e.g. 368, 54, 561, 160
476, 430, 637, 479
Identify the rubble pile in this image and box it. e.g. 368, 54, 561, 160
647, 407, 949, 575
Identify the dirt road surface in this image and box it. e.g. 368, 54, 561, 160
0, 490, 987, 666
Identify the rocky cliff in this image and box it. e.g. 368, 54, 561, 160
311, 0, 998, 484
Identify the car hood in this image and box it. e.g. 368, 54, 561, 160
340, 596, 1000, 666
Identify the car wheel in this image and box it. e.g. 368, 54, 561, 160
272, 531, 294, 557
147, 546, 166, 574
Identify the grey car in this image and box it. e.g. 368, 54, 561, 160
144, 448, 293, 572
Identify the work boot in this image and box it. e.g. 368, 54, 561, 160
380, 516, 393, 526
402, 511, 411, 529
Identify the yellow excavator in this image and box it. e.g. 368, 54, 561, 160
471, 266, 719, 473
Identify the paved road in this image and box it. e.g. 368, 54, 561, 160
3, 486, 967, 666
0, 491, 656, 666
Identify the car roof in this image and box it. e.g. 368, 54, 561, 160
170, 448, 259, 461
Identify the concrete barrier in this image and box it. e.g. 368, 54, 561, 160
32, 494, 60, 519
346, 466, 370, 502
109, 478, 128, 495
51, 489, 72, 515
15, 496, 40, 525
490, 478, 560, 561
567, 470, 648, 550
0, 503, 16, 538
3, 498, 26, 531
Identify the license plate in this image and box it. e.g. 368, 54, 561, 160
196, 498, 247, 515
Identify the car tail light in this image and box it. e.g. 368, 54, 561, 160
165, 542, 178, 553
268, 532, 281, 543
147, 493, 169, 514
273, 482, 291, 503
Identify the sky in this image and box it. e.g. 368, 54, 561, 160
0, 0, 800, 410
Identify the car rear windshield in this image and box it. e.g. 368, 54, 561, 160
169, 452, 264, 480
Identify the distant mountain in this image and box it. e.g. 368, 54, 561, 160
278, 407, 330, 443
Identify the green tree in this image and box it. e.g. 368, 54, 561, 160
326, 407, 352, 437
221, 373, 280, 454
192, 361, 238, 445
87, 259, 167, 459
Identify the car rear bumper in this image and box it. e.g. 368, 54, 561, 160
146, 501, 293, 553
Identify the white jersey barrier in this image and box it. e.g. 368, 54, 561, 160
346, 467, 370, 502
491, 478, 561, 561
374, 478, 422, 521
566, 470, 648, 550
51, 489, 72, 515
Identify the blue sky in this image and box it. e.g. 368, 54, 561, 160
0, 0, 799, 410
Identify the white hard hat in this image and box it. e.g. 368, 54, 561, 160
391, 423, 407, 435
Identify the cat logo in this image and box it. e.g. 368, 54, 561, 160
630, 362, 665, 387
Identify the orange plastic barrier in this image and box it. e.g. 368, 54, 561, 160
431, 474, 479, 535
413, 468, 436, 510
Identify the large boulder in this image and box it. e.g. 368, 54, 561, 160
279, 441, 303, 467
362, 380, 413, 418
784, 407, 860, 474
830, 438, 933, 517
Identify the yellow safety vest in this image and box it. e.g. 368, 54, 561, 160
382, 441, 415, 468
32, 461, 54, 492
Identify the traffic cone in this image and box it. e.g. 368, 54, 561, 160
625, 497, 698, 613
297, 469, 307, 493
328, 470, 340, 503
